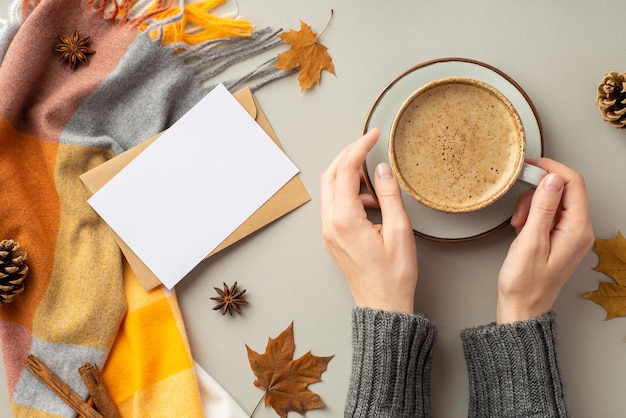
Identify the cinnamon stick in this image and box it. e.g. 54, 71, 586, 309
79, 363, 121, 418
24, 355, 102, 418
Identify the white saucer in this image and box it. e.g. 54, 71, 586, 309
362, 58, 544, 242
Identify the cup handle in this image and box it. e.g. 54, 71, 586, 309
518, 162, 548, 188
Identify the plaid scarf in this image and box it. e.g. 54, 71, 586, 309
0, 0, 288, 415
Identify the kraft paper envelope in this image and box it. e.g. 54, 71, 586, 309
80, 88, 310, 291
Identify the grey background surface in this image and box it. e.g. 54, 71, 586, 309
1, 1, 625, 417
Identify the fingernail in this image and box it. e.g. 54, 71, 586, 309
542, 173, 564, 192
376, 163, 394, 179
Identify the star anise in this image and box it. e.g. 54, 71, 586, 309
210, 282, 248, 316
55, 30, 96, 70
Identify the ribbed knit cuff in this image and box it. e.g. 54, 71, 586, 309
461, 312, 569, 418
345, 307, 437, 418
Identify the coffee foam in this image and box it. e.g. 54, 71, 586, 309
391, 79, 524, 212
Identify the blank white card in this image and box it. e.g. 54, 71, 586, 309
88, 84, 299, 289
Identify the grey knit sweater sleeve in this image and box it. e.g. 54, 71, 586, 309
345, 307, 437, 418
460, 312, 569, 418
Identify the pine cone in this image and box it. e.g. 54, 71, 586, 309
0, 240, 28, 304
596, 71, 626, 128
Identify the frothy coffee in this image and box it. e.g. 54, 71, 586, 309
390, 78, 524, 213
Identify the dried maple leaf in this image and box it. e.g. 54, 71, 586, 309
585, 231, 626, 319
246, 322, 334, 417
276, 11, 336, 91
592, 231, 626, 286
585, 282, 626, 320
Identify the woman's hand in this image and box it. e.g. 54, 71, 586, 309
497, 158, 594, 323
320, 128, 418, 314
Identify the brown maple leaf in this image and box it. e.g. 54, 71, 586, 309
585, 282, 626, 320
276, 11, 336, 91
592, 231, 626, 286
246, 322, 334, 418
585, 231, 626, 319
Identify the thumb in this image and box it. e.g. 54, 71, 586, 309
523, 173, 565, 236
374, 163, 411, 228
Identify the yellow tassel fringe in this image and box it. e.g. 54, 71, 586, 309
140, 0, 253, 45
